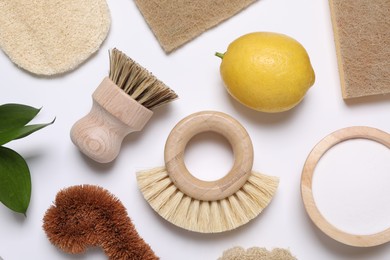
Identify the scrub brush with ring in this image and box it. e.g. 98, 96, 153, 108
71, 48, 178, 163
137, 111, 279, 233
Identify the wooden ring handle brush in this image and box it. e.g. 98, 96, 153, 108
164, 111, 254, 201
301, 126, 390, 247
70, 49, 178, 163
137, 111, 279, 233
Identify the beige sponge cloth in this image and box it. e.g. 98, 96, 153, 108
218, 247, 297, 260
0, 0, 111, 76
134, 0, 258, 53
329, 0, 390, 99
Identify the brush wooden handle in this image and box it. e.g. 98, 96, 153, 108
164, 111, 254, 201
70, 77, 153, 163
301, 126, 390, 247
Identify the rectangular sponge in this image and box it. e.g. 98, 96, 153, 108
135, 0, 257, 53
329, 0, 390, 99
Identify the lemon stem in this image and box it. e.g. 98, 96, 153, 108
215, 52, 224, 59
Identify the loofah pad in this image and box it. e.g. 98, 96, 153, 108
0, 0, 111, 76
218, 247, 297, 260
329, 0, 390, 99
134, 0, 258, 53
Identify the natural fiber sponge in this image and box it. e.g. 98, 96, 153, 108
135, 0, 258, 53
218, 247, 297, 260
329, 0, 390, 99
0, 0, 111, 76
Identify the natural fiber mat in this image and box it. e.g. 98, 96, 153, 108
0, 0, 111, 76
329, 0, 390, 99
134, 0, 258, 53
218, 247, 297, 260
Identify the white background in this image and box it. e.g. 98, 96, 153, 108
1, 0, 390, 259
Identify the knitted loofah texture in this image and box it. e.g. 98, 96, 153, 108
218, 247, 297, 260
0, 0, 110, 76
134, 0, 258, 53
329, 0, 390, 99
43, 185, 158, 260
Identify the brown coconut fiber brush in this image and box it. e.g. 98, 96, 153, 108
137, 111, 279, 233
43, 185, 158, 260
70, 48, 178, 163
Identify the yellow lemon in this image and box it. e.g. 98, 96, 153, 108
217, 32, 315, 112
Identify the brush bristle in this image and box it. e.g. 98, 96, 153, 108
109, 48, 178, 110
136, 168, 279, 233
43, 185, 158, 260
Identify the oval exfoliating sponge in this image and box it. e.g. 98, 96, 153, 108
0, 0, 111, 76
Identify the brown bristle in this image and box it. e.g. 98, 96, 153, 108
43, 185, 159, 260
109, 48, 178, 110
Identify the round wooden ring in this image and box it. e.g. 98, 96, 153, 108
301, 126, 390, 247
164, 111, 254, 201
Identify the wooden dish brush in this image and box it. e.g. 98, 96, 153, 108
137, 111, 279, 233
43, 185, 158, 260
70, 48, 178, 163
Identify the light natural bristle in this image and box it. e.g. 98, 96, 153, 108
136, 167, 279, 233
109, 48, 178, 109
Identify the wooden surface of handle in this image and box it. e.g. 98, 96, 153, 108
301, 126, 390, 247
164, 111, 254, 201
70, 78, 153, 163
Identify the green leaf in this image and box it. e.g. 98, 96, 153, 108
0, 104, 40, 133
0, 146, 31, 214
0, 118, 55, 146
